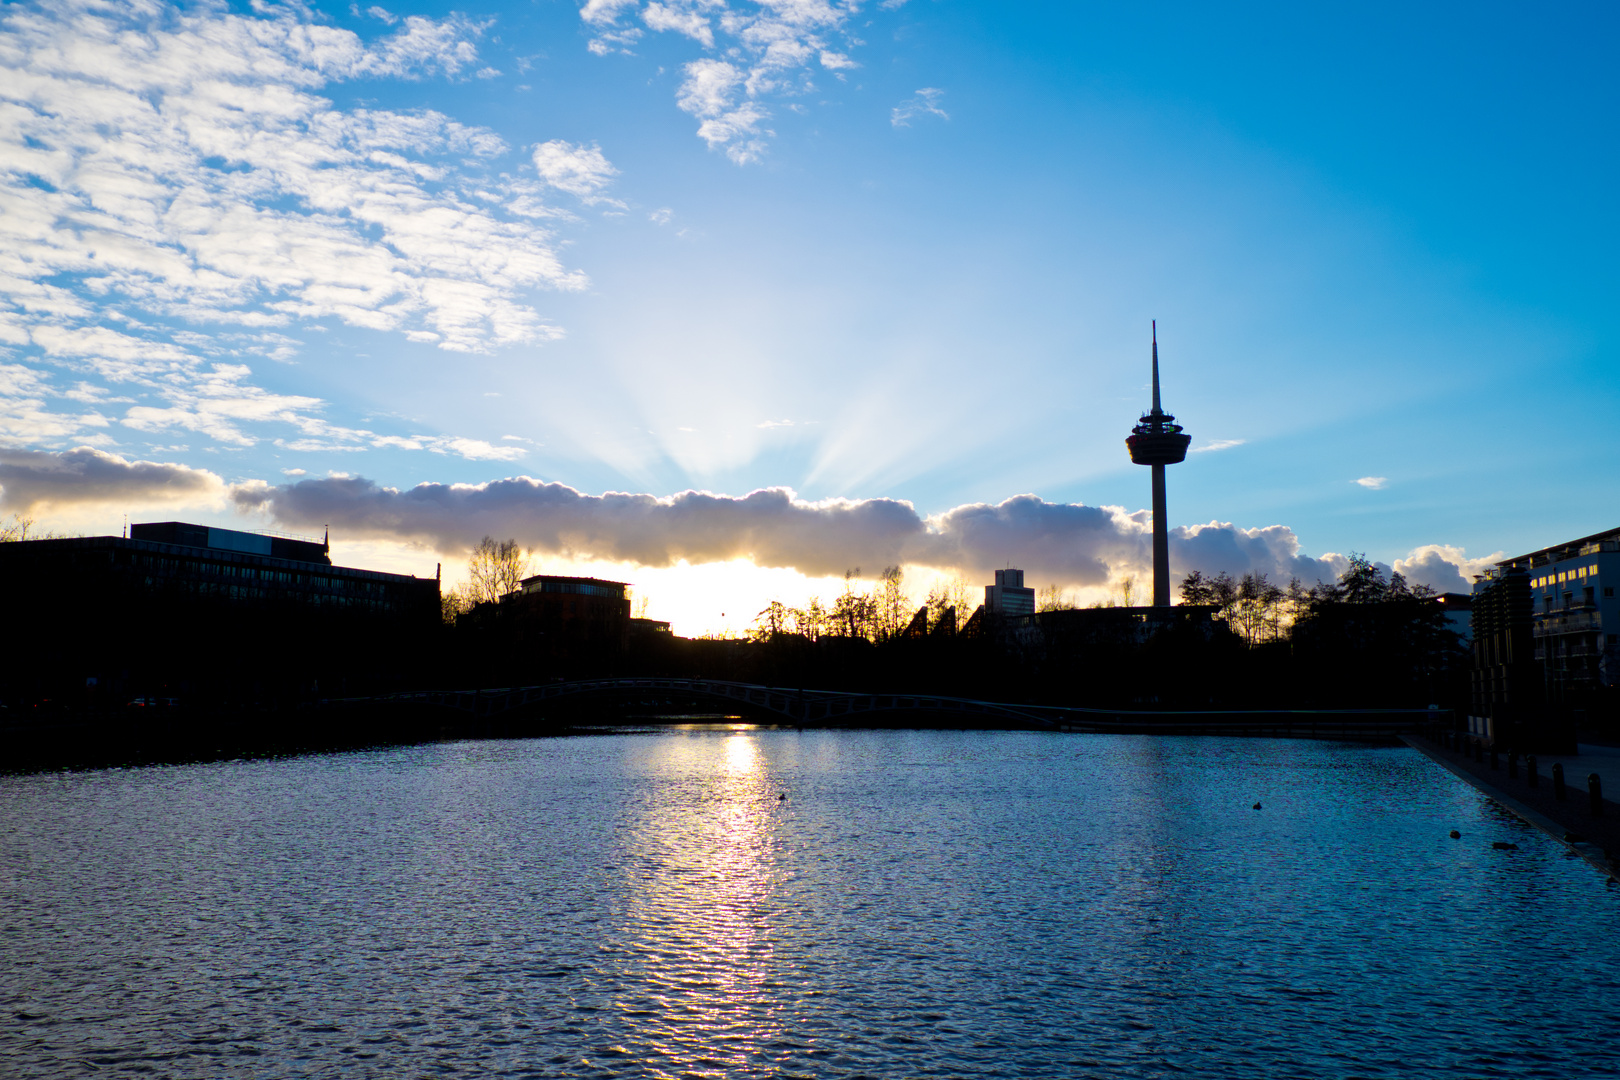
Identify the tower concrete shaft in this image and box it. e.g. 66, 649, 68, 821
1151, 463, 1170, 607
1124, 321, 1191, 607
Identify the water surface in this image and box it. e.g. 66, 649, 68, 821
2, 729, 1617, 1078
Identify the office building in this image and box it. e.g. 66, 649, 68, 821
985, 568, 1036, 617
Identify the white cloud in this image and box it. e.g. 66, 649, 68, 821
582, 0, 870, 162
581, 0, 641, 27
3, 338, 523, 463
643, 3, 715, 47
0, 361, 115, 447
0, 0, 586, 360
1354, 476, 1389, 489
891, 87, 949, 127
1393, 544, 1504, 594
1192, 438, 1245, 453
0, 445, 224, 512
532, 140, 621, 201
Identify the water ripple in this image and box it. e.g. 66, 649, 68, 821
2, 731, 1617, 1077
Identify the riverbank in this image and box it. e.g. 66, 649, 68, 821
1403, 732, 1620, 882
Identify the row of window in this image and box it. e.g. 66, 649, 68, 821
532, 580, 625, 599
1535, 565, 1600, 589
143, 577, 404, 610
130, 553, 390, 595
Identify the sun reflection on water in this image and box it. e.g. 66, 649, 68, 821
611, 728, 791, 1071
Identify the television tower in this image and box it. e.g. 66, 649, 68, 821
1125, 321, 1191, 607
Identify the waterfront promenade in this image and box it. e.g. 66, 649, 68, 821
1405, 732, 1620, 882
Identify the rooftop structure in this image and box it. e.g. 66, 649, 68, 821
1124, 322, 1192, 607
130, 521, 331, 564
985, 568, 1035, 617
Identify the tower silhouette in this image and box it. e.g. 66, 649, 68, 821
1125, 322, 1191, 607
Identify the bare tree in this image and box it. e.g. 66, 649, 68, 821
1232, 571, 1285, 645
750, 600, 791, 642
0, 514, 50, 542
1118, 575, 1136, 608
440, 588, 474, 625
1037, 583, 1075, 612
830, 570, 877, 640
466, 536, 529, 605
875, 565, 910, 640
927, 574, 973, 626
792, 596, 827, 641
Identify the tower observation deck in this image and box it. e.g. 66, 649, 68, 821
1125, 321, 1192, 607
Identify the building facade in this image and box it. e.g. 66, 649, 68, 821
0, 522, 440, 705
1520, 529, 1620, 700
985, 569, 1036, 617
1469, 525, 1620, 747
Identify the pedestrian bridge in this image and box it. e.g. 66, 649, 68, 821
338, 677, 1443, 741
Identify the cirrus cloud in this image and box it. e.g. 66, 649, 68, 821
891, 88, 948, 128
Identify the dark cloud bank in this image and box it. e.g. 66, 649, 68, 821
0, 447, 222, 510
231, 473, 1479, 592
2, 449, 1482, 593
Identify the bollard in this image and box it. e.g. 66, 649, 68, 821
1527, 755, 1539, 788
1491, 748, 1499, 771
1553, 762, 1566, 801
1591, 774, 1605, 819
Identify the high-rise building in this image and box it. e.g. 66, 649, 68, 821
1125, 322, 1191, 607
985, 568, 1036, 617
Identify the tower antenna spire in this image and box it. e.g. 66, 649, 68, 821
1126, 319, 1191, 607
1151, 319, 1161, 414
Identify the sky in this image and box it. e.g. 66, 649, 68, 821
2, 0, 1616, 634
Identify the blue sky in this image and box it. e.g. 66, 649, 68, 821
1, 0, 1615, 630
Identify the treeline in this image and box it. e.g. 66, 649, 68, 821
721, 554, 1469, 710
748, 567, 974, 643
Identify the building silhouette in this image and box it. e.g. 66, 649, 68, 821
1124, 322, 1191, 607
0, 521, 440, 706
510, 574, 633, 651
985, 568, 1035, 616
1466, 525, 1620, 748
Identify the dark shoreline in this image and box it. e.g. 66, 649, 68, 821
1403, 733, 1620, 882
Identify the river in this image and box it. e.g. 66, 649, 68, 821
2, 728, 1617, 1078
